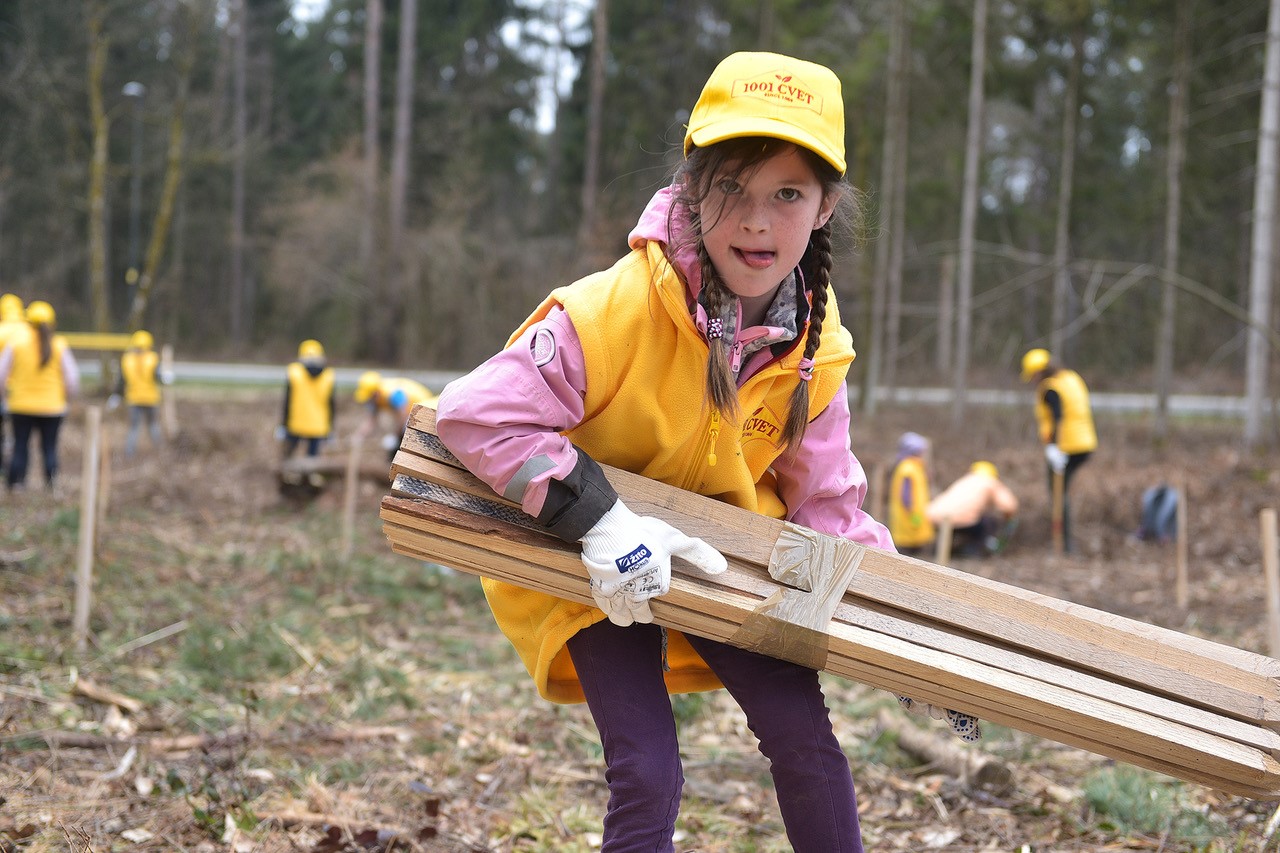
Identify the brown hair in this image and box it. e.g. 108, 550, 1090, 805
668, 137, 858, 455
35, 323, 53, 367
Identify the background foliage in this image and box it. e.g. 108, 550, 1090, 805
0, 0, 1274, 386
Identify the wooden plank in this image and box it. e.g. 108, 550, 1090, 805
388, 471, 1280, 758
380, 497, 1280, 798
394, 416, 1280, 725
61, 331, 134, 351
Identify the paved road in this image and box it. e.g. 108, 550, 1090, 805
77, 359, 1268, 418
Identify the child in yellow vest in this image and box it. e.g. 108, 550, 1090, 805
435, 52, 976, 853
887, 431, 935, 556
0, 293, 28, 473
280, 339, 335, 460
0, 300, 79, 490
111, 330, 168, 457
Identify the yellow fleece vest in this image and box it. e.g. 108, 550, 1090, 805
286, 362, 335, 437
481, 242, 855, 704
1034, 369, 1097, 454
122, 349, 161, 407
888, 456, 934, 548
7, 333, 69, 416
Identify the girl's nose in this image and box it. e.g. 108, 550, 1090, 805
738, 198, 769, 231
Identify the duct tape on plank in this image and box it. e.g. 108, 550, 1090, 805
731, 525, 865, 671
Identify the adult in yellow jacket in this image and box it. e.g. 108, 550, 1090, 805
280, 339, 335, 460
1021, 348, 1096, 552
0, 300, 80, 490
111, 329, 168, 457
0, 292, 28, 473
887, 431, 935, 556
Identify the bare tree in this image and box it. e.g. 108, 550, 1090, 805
229, 0, 248, 342
951, 0, 988, 424
885, 2, 912, 392
389, 0, 418, 357
126, 3, 199, 334
360, 0, 382, 295
863, 0, 908, 414
1245, 0, 1280, 449
576, 0, 607, 251
1154, 0, 1190, 439
1049, 23, 1084, 359
86, 2, 111, 344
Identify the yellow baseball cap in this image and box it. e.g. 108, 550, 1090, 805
970, 461, 998, 480
130, 329, 154, 349
684, 51, 846, 175
298, 339, 324, 359
1020, 348, 1050, 382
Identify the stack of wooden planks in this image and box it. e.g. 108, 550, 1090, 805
380, 406, 1280, 799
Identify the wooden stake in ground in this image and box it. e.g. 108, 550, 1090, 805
74, 405, 102, 653
1176, 476, 1189, 609
934, 517, 953, 565
160, 343, 178, 439
1051, 469, 1065, 555
341, 434, 364, 558
1263, 507, 1280, 658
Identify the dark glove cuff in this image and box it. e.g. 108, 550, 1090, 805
536, 448, 618, 542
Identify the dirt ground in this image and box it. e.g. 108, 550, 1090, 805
3, 386, 1280, 852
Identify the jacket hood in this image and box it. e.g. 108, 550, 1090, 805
627, 185, 703, 299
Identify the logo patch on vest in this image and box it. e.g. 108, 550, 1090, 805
531, 328, 556, 368
742, 405, 783, 445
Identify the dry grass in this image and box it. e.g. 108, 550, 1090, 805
1, 388, 1278, 851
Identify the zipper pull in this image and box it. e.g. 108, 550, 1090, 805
729, 341, 744, 375
707, 411, 720, 466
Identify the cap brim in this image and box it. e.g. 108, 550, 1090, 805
688, 117, 845, 174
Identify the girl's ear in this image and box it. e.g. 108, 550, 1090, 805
814, 190, 841, 230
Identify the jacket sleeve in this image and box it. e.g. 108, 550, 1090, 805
772, 384, 895, 551
434, 306, 617, 542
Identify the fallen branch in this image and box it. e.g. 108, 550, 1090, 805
876, 708, 1013, 795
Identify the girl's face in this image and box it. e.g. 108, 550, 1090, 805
699, 146, 839, 310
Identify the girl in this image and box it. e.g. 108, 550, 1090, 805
436, 52, 973, 852
0, 300, 80, 491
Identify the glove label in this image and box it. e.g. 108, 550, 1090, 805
614, 545, 653, 573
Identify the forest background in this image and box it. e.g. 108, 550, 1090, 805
1, 0, 1279, 447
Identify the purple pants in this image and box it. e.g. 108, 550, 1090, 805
566, 620, 863, 853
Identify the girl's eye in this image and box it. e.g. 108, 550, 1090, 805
714, 178, 742, 195
777, 187, 801, 202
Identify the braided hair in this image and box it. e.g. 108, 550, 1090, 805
669, 137, 856, 456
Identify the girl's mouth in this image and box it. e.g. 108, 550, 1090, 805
734, 248, 776, 269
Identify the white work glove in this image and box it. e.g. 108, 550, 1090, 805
106, 394, 121, 411
1044, 443, 1068, 473
381, 432, 399, 452
274, 425, 287, 441
580, 499, 727, 627
159, 369, 175, 385
897, 695, 982, 742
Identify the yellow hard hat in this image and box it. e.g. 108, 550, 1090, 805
354, 370, 382, 403
970, 460, 998, 480
130, 329, 154, 350
0, 293, 23, 321
298, 339, 324, 359
1020, 348, 1050, 382
25, 300, 55, 326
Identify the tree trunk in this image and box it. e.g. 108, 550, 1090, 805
229, 0, 248, 343
576, 0, 607, 253
1049, 26, 1083, 359
885, 4, 912, 391
127, 4, 198, 334
1155, 0, 1191, 439
363, 0, 381, 353
86, 5, 110, 339
864, 0, 908, 413
936, 253, 955, 373
389, 0, 418, 358
951, 0, 988, 425
1246, 0, 1280, 449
